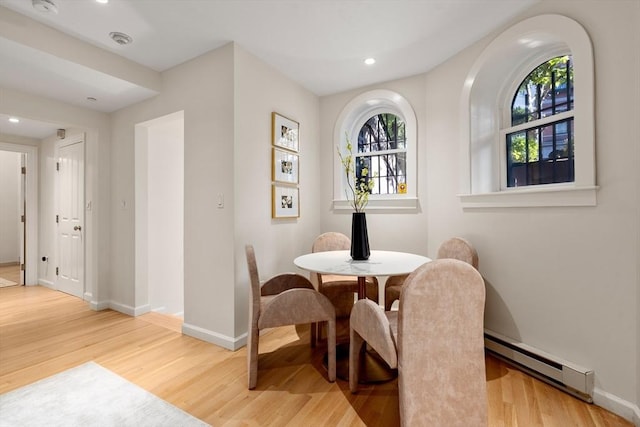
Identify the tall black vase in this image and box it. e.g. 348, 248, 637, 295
350, 212, 370, 261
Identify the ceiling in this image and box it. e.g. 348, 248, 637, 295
0, 0, 538, 139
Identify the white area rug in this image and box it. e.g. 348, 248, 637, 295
0, 278, 17, 288
0, 362, 210, 427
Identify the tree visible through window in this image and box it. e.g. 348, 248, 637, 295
356, 113, 407, 195
506, 55, 574, 187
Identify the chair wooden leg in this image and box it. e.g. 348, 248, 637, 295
349, 328, 365, 393
326, 319, 336, 382
310, 321, 317, 348
247, 327, 260, 389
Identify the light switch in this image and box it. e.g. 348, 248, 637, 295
217, 193, 224, 208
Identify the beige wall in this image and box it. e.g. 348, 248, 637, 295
110, 44, 236, 343
108, 42, 322, 348
233, 45, 321, 337
319, 0, 639, 414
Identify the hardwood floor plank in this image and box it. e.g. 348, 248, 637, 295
0, 286, 633, 427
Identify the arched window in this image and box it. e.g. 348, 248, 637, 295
356, 113, 407, 195
333, 90, 418, 211
505, 55, 574, 188
459, 15, 596, 208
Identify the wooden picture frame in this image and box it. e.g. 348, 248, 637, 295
272, 185, 299, 219
272, 112, 299, 152
272, 147, 299, 184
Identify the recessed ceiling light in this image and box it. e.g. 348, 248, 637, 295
9, 117, 20, 123
364, 58, 376, 66
87, 97, 97, 102
109, 32, 133, 45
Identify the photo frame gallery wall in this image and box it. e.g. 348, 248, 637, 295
271, 112, 300, 219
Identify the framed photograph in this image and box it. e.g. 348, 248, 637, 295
272, 185, 299, 219
272, 148, 299, 184
272, 112, 299, 152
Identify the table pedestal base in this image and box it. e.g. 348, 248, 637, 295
324, 343, 397, 383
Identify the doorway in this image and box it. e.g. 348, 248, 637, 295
135, 111, 184, 316
0, 150, 22, 287
0, 143, 38, 286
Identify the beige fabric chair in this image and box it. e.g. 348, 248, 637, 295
384, 236, 478, 310
312, 232, 379, 318
246, 245, 336, 389
350, 259, 487, 426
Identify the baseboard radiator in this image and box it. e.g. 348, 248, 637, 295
484, 329, 594, 403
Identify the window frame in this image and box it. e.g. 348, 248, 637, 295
459, 14, 597, 208
500, 52, 575, 190
333, 90, 418, 211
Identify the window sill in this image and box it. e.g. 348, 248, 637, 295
458, 185, 598, 208
333, 197, 419, 212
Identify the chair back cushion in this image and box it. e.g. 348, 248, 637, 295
397, 259, 487, 427
436, 237, 479, 269
312, 232, 350, 252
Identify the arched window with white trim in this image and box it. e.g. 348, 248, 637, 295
333, 90, 418, 211
459, 15, 596, 208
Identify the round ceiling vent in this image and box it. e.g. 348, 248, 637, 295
32, 0, 58, 14
109, 32, 133, 46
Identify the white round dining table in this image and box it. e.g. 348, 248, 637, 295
294, 250, 431, 300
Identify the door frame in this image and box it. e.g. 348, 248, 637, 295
0, 142, 38, 285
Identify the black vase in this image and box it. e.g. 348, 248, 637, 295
350, 212, 370, 261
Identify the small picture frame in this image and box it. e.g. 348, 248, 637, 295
272, 148, 299, 184
272, 112, 299, 152
272, 185, 299, 219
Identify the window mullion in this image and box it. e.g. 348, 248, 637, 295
505, 110, 574, 134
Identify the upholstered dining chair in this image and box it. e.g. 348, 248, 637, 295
384, 236, 479, 310
312, 232, 379, 319
246, 245, 336, 389
350, 259, 487, 427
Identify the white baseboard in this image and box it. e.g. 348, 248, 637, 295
106, 301, 150, 316
90, 299, 110, 311
182, 322, 247, 351
38, 278, 55, 289
593, 387, 640, 425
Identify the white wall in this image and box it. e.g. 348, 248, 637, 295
110, 44, 237, 345
0, 151, 21, 263
111, 42, 322, 348
319, 74, 429, 302
319, 0, 639, 418
233, 45, 321, 337
147, 117, 184, 316
39, 133, 57, 286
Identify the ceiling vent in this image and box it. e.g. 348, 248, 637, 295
32, 0, 58, 14
109, 32, 133, 46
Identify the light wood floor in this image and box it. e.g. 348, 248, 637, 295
0, 263, 20, 286
0, 285, 632, 427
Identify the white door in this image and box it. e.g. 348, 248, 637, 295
57, 136, 84, 298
